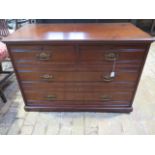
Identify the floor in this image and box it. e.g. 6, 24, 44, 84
0, 43, 155, 135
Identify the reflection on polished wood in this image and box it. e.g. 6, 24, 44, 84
3, 23, 153, 42
3, 23, 154, 112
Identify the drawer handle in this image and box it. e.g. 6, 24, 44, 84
40, 74, 53, 81
103, 75, 115, 82
101, 95, 111, 101
37, 52, 51, 61
105, 52, 119, 61
45, 95, 56, 100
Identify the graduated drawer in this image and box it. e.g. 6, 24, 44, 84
18, 71, 139, 82
16, 62, 142, 72
24, 91, 133, 102
22, 82, 135, 93
10, 45, 77, 64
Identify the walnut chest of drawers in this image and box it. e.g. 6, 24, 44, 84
3, 23, 154, 112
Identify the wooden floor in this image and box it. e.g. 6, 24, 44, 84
0, 42, 155, 135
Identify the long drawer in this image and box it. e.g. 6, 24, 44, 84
15, 63, 142, 72
22, 82, 135, 92
18, 71, 139, 82
24, 91, 133, 102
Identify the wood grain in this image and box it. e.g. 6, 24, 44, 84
17, 71, 139, 82
22, 82, 135, 92
3, 23, 153, 43
4, 23, 154, 112
24, 91, 133, 102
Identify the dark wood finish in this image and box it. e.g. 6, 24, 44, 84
10, 44, 145, 63
24, 90, 133, 102
18, 71, 139, 82
22, 82, 135, 95
24, 105, 133, 113
3, 23, 154, 112
14, 63, 143, 72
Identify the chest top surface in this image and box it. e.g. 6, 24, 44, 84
3, 23, 154, 43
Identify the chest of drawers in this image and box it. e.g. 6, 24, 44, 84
3, 23, 154, 112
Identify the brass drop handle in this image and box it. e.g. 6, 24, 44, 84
101, 95, 112, 101
103, 75, 115, 82
36, 52, 51, 61
105, 52, 119, 61
40, 74, 53, 81
45, 95, 56, 100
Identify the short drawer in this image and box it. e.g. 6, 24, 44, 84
18, 71, 139, 82
24, 91, 133, 102
79, 45, 146, 63
10, 45, 77, 64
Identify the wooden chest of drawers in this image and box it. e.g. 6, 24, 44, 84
3, 23, 154, 112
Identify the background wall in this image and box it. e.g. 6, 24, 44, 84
36, 19, 154, 33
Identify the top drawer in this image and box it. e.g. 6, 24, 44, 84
10, 45, 77, 64
79, 45, 146, 63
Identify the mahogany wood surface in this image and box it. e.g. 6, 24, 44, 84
24, 91, 133, 102
3, 23, 154, 112
18, 71, 139, 82
10, 45, 145, 62
3, 23, 153, 42
22, 82, 135, 93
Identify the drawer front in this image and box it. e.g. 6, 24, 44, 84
18, 71, 139, 82
11, 45, 77, 64
10, 44, 144, 110
10, 45, 146, 65
16, 62, 141, 72
79, 45, 145, 63
24, 91, 133, 102
22, 82, 135, 93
